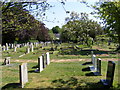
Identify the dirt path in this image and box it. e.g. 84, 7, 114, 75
0, 58, 118, 63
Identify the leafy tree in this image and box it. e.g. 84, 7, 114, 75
2, 2, 50, 44
51, 26, 61, 34
61, 12, 103, 45
91, 1, 120, 50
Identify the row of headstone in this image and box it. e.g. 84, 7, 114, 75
36, 52, 50, 72
2, 41, 51, 51
19, 52, 50, 88
88, 51, 116, 88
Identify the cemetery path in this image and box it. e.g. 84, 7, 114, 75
6, 58, 118, 63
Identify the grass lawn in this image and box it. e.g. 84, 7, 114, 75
1, 61, 119, 89
1, 43, 120, 89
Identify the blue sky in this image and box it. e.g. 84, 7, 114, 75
40, 0, 101, 29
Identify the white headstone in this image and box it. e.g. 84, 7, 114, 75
19, 63, 28, 88
31, 44, 34, 52
14, 47, 17, 52
38, 56, 43, 72
3, 45, 5, 51
46, 52, 50, 65
6, 44, 9, 50
26, 48, 30, 53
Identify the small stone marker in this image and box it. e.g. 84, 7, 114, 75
38, 56, 43, 72
2, 45, 5, 51
93, 58, 101, 76
26, 48, 30, 53
91, 51, 94, 63
3, 57, 11, 65
100, 61, 116, 87
19, 63, 28, 88
14, 47, 17, 52
6, 43, 9, 50
31, 44, 34, 52
89, 55, 97, 71
46, 52, 50, 65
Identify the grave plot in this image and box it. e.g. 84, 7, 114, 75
1, 60, 119, 89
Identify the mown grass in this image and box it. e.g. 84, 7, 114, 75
1, 61, 119, 89
1, 42, 119, 89
2, 43, 119, 61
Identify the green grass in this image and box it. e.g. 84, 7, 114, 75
1, 42, 119, 89
1, 61, 119, 89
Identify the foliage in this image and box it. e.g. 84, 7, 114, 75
91, 1, 120, 49
2, 2, 50, 44
51, 26, 61, 34
61, 12, 103, 45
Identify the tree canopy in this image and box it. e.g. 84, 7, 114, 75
91, 1, 120, 49
1, 2, 51, 44
61, 12, 103, 45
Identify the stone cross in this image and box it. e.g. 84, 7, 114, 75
19, 63, 28, 88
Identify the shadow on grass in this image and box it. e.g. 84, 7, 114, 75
82, 67, 91, 71
1, 83, 21, 89
28, 69, 39, 73
85, 72, 102, 76
32, 65, 38, 69
51, 77, 111, 89
59, 48, 116, 55
82, 62, 92, 65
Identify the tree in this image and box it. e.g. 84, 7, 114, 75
91, 1, 120, 50
61, 12, 103, 45
2, 2, 50, 44
51, 26, 61, 34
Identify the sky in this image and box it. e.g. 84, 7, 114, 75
37, 0, 102, 29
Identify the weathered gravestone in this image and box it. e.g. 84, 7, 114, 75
30, 44, 34, 52
37, 56, 43, 72
91, 51, 94, 63
2, 45, 5, 51
6, 44, 9, 51
89, 55, 97, 71
2, 57, 11, 65
19, 63, 28, 88
93, 58, 101, 76
42, 54, 46, 68
14, 47, 17, 52
46, 52, 50, 65
100, 61, 116, 87
26, 48, 30, 54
